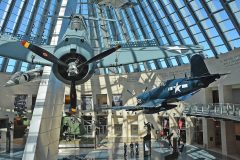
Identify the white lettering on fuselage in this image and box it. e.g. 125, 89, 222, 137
168, 82, 188, 93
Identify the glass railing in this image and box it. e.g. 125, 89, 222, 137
184, 103, 240, 121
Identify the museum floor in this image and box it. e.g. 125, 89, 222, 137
57, 140, 240, 160
1, 139, 239, 160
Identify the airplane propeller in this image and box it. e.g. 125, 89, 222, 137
21, 40, 121, 114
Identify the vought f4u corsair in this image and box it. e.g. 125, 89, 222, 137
106, 54, 228, 114
0, 14, 203, 114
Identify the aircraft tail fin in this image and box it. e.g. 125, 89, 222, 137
190, 54, 210, 77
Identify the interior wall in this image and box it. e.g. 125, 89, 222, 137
0, 72, 40, 119
0, 72, 40, 153
232, 89, 240, 104
235, 123, 240, 155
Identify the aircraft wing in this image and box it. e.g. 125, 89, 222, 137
177, 89, 201, 101
98, 45, 203, 68
0, 36, 54, 65
101, 99, 166, 111
140, 99, 165, 108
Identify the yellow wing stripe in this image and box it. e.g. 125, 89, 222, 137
21, 41, 30, 48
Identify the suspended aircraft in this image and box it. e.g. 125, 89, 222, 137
1, 67, 43, 87
104, 54, 229, 114
0, 14, 203, 114
119, 1, 138, 9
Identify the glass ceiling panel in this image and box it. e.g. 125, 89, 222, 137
0, 0, 239, 74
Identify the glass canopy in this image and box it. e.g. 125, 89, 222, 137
0, 0, 239, 74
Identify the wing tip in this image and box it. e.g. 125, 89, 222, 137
115, 44, 121, 50
21, 40, 30, 48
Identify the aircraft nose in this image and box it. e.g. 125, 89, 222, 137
5, 80, 15, 86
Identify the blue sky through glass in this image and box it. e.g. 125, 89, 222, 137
0, 0, 240, 73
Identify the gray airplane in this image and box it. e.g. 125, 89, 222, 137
2, 67, 43, 87
0, 14, 203, 113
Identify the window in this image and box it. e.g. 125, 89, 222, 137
97, 116, 107, 135
131, 125, 138, 136
6, 59, 16, 73
147, 60, 156, 70
157, 59, 167, 68
159, 117, 169, 136
83, 116, 92, 135
114, 124, 122, 136
112, 95, 123, 106
81, 95, 92, 110
20, 62, 28, 72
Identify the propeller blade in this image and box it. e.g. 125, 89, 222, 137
21, 41, 68, 67
77, 45, 121, 67
70, 80, 77, 114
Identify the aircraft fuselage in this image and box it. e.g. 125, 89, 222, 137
52, 16, 96, 85
136, 74, 219, 105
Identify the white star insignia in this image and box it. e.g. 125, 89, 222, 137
174, 82, 181, 93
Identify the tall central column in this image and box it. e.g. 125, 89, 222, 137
22, 66, 65, 160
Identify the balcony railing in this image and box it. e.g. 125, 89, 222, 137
184, 103, 240, 121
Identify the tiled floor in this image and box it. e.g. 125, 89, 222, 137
0, 139, 239, 159
58, 140, 240, 160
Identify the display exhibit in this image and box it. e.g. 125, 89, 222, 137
0, 0, 240, 159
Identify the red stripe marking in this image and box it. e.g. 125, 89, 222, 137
21, 40, 26, 46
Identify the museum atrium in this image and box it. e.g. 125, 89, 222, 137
0, 0, 240, 159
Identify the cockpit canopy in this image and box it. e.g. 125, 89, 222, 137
10, 71, 23, 80
70, 15, 87, 31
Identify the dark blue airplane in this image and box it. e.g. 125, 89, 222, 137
107, 54, 228, 114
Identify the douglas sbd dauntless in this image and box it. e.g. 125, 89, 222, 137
104, 54, 228, 114
0, 14, 203, 114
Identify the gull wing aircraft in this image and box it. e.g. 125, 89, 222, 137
103, 54, 229, 114
0, 14, 202, 114
1, 67, 43, 87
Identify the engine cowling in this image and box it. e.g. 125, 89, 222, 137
52, 52, 95, 85
19, 73, 30, 83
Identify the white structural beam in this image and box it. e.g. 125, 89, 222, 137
22, 66, 65, 160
